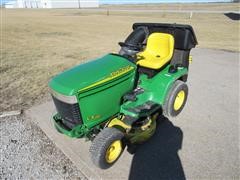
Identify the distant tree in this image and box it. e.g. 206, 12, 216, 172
233, 0, 240, 2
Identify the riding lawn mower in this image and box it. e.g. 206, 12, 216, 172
49, 23, 198, 169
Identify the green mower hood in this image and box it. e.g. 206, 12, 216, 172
49, 54, 136, 96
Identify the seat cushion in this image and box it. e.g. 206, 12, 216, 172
136, 33, 174, 70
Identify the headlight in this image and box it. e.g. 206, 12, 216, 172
50, 89, 77, 104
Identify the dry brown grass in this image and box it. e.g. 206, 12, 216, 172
0, 6, 239, 111
102, 2, 240, 11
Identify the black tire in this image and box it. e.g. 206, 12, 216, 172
89, 127, 125, 169
163, 80, 188, 117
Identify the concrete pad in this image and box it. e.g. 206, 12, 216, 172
26, 48, 240, 179
27, 101, 133, 180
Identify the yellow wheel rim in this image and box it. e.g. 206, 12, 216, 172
105, 140, 122, 163
173, 90, 185, 111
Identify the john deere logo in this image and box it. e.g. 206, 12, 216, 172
88, 114, 101, 121
110, 66, 133, 78
79, 65, 134, 92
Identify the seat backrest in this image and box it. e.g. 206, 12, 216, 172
145, 33, 174, 57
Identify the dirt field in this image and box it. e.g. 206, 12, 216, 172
1, 4, 239, 111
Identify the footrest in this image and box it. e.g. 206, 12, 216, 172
126, 101, 161, 118
123, 93, 137, 101
123, 87, 144, 102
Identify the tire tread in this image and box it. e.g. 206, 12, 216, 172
89, 127, 124, 169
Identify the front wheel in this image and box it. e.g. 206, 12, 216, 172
89, 127, 125, 169
163, 80, 188, 117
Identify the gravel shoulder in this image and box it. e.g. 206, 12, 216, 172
0, 115, 86, 179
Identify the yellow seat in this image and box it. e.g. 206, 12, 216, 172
136, 33, 174, 69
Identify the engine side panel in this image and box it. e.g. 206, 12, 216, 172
79, 72, 135, 129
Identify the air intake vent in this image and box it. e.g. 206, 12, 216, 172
52, 95, 82, 129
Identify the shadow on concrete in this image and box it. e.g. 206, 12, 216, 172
128, 115, 185, 180
224, 13, 240, 21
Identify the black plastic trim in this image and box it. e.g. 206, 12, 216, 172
52, 95, 83, 129
133, 23, 198, 50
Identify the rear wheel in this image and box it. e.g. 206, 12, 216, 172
89, 127, 125, 169
163, 80, 188, 117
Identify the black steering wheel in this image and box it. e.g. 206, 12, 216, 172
119, 42, 142, 51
